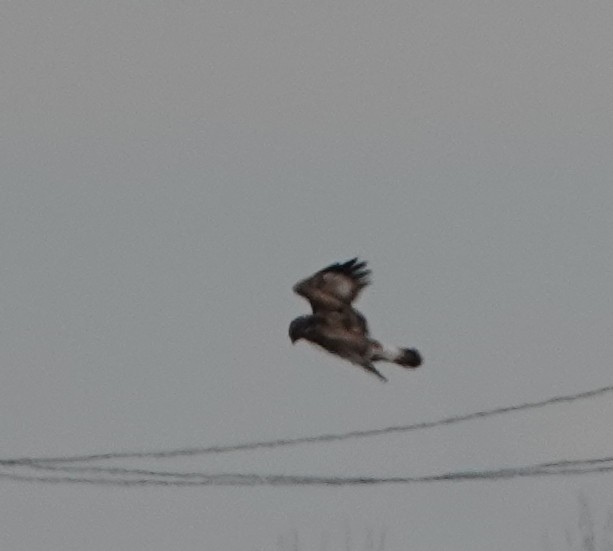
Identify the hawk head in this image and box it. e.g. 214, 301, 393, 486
288, 315, 314, 344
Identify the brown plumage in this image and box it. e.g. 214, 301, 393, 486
289, 258, 422, 382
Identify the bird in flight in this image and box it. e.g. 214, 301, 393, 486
289, 258, 422, 382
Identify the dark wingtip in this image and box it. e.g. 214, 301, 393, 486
323, 258, 371, 287
398, 348, 422, 368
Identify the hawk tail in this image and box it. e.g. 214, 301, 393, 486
371, 343, 423, 369
395, 347, 422, 368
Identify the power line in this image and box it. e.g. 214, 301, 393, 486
2, 455, 613, 487
4, 383, 613, 466
2, 383, 611, 488
7, 455, 613, 480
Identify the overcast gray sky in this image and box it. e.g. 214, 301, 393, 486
2, 1, 613, 549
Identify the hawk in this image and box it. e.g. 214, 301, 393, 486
289, 258, 422, 382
